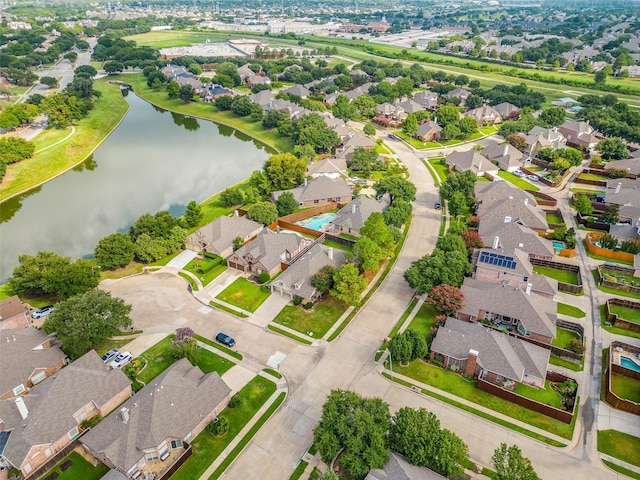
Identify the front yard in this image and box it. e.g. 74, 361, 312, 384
43, 451, 108, 480
597, 430, 640, 467
183, 255, 227, 287
216, 277, 271, 313
272, 296, 348, 338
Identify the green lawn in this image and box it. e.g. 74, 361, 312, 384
551, 328, 581, 349
597, 430, 640, 467
600, 268, 640, 286
557, 303, 586, 318
497, 170, 540, 192
43, 452, 108, 480
210, 301, 249, 318
267, 325, 313, 344
610, 374, 640, 403
397, 359, 574, 438
546, 213, 564, 225
533, 266, 579, 285
602, 460, 640, 480
288, 461, 309, 480
171, 375, 276, 480
183, 255, 227, 286
515, 380, 564, 409
178, 271, 199, 291
1, 79, 129, 202
578, 173, 608, 181
216, 277, 271, 313
406, 303, 439, 337
426, 158, 449, 184
600, 304, 640, 340
593, 270, 640, 299
194, 334, 243, 360
570, 188, 605, 194
549, 355, 583, 372
609, 305, 640, 324
0, 284, 16, 300
376, 298, 420, 359
272, 296, 348, 338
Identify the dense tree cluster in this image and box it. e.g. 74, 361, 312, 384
577, 95, 640, 142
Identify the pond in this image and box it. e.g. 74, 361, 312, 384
0, 89, 271, 282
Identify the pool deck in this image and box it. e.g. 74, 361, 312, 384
613, 347, 640, 371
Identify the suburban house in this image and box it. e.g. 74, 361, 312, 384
604, 158, 640, 178
430, 318, 550, 389
283, 84, 311, 98
0, 351, 131, 478
523, 126, 567, 156
185, 213, 264, 258
411, 90, 439, 110
328, 196, 391, 237
457, 278, 557, 344
271, 177, 352, 209
306, 157, 348, 179
478, 219, 555, 260
323, 116, 352, 139
0, 328, 66, 401
246, 75, 271, 88
366, 452, 447, 480
269, 244, 346, 302
558, 119, 599, 150
492, 102, 520, 120
395, 99, 424, 114
464, 105, 502, 126
475, 182, 548, 233
481, 143, 526, 172
445, 150, 498, 177
374, 103, 406, 128
604, 178, 640, 241
173, 74, 203, 93
236, 64, 255, 81
160, 65, 188, 79
415, 121, 442, 142
472, 248, 558, 299
338, 131, 376, 152
226, 229, 311, 277
202, 84, 232, 102
444, 87, 471, 105
0, 296, 29, 330
81, 359, 230, 480
249, 89, 273, 109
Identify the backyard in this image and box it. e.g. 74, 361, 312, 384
610, 373, 640, 403
545, 213, 564, 226
609, 305, 640, 324
272, 296, 348, 338
533, 265, 580, 285
514, 380, 564, 409
551, 328, 581, 350
597, 430, 640, 468
600, 305, 640, 340
216, 277, 271, 313
171, 375, 276, 480
593, 270, 640, 300
42, 451, 108, 480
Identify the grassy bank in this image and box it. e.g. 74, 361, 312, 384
0, 79, 129, 202
121, 74, 293, 153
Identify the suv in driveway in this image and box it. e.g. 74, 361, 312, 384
32, 306, 54, 319
216, 332, 235, 348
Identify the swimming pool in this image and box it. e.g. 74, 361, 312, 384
620, 355, 640, 373
552, 241, 565, 255
297, 213, 336, 231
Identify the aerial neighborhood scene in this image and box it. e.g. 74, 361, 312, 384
1, 0, 640, 479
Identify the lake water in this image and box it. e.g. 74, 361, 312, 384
0, 89, 271, 282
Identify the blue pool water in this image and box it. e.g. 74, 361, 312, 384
552, 241, 565, 255
620, 356, 640, 373
298, 213, 337, 231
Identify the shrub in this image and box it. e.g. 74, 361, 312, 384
303, 301, 314, 309
258, 271, 271, 284
293, 297, 302, 306
206, 416, 229, 436
566, 338, 585, 354
228, 395, 241, 408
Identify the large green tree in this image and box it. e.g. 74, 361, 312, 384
276, 191, 298, 216
331, 263, 366, 306
373, 176, 416, 203
352, 237, 385, 272
94, 233, 135, 270
247, 201, 279, 225
402, 113, 418, 135
263, 153, 306, 191
540, 107, 565, 127
404, 249, 470, 294
389, 407, 444, 467
42, 290, 132, 359
491, 443, 540, 480
181, 200, 203, 228
360, 212, 396, 257
383, 198, 412, 228
596, 138, 629, 160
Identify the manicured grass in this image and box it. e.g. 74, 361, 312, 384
600, 304, 640, 340
549, 355, 583, 372
209, 301, 249, 318
479, 125, 498, 135
602, 459, 640, 480
178, 271, 199, 291
0, 284, 16, 300
533, 265, 579, 285
551, 328, 581, 349
1, 79, 129, 202
98, 261, 144, 280
43, 451, 109, 480
610, 374, 640, 403
383, 372, 566, 447
288, 461, 309, 480
273, 296, 348, 338
601, 268, 640, 286
497, 170, 540, 191
216, 277, 271, 313
406, 303, 439, 337
546, 213, 564, 225
209, 391, 286, 479
184, 255, 227, 286
267, 325, 313, 344
194, 334, 243, 360
515, 380, 564, 409
426, 158, 449, 184
578, 173, 608, 181
196, 348, 236, 375
397, 359, 574, 439
557, 303, 586, 318
609, 305, 640, 324
322, 239, 353, 252
593, 270, 640, 299
376, 298, 419, 360
172, 376, 276, 480
124, 74, 292, 153
597, 430, 640, 467
262, 368, 282, 379
570, 188, 605, 194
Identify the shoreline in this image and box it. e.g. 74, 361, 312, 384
0, 80, 130, 204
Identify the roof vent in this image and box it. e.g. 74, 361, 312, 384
293, 283, 301, 290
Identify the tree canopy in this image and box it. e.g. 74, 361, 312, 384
263, 153, 306, 191
373, 176, 416, 203
491, 443, 540, 480
247, 201, 279, 225
331, 263, 366, 306
94, 233, 135, 270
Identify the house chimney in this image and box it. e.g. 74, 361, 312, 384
328, 247, 334, 260
492, 236, 500, 249
15, 397, 29, 420
504, 216, 511, 223
525, 283, 532, 295
503, 144, 509, 157
465, 349, 479, 377
615, 182, 622, 194
351, 203, 356, 214
121, 407, 130, 424
233, 209, 238, 217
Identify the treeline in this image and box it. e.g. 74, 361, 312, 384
576, 94, 640, 143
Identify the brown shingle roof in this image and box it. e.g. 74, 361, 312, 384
272, 177, 352, 204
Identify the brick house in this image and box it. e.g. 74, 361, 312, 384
327, 196, 390, 237
271, 176, 352, 208
185, 213, 264, 258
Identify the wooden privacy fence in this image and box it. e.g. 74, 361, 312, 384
527, 189, 557, 207
32, 440, 81, 479
157, 443, 193, 480
585, 232, 635, 263
278, 202, 341, 224
528, 257, 583, 294
604, 298, 640, 334
597, 264, 640, 296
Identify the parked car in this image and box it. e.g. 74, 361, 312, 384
527, 175, 539, 181
32, 305, 54, 319
434, 202, 441, 210
101, 349, 120, 363
215, 332, 235, 348
512, 169, 524, 177
109, 351, 133, 369
388, 134, 396, 139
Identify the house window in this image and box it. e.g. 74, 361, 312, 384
128, 466, 139, 476
314, 200, 319, 204
13, 384, 26, 396
496, 375, 503, 383
68, 426, 79, 439
74, 410, 87, 423
184, 432, 192, 442
171, 439, 183, 449
31, 371, 46, 385
45, 449, 52, 458
24, 464, 32, 474
146, 452, 158, 462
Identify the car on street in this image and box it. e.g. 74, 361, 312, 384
434, 202, 441, 210
101, 349, 120, 363
32, 305, 54, 319
388, 134, 395, 139
109, 351, 133, 369
216, 332, 236, 348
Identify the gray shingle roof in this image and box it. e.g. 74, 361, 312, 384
366, 452, 447, 480
492, 102, 519, 119
231, 229, 307, 272
0, 351, 130, 469
464, 105, 501, 123
0, 328, 66, 397
306, 157, 348, 178
81, 359, 230, 472
476, 184, 547, 231
186, 215, 263, 254
479, 220, 555, 258
445, 150, 491, 175
459, 278, 556, 339
283, 85, 311, 97
272, 177, 352, 204
431, 318, 550, 382
329, 196, 390, 234
604, 158, 640, 176
416, 121, 442, 138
